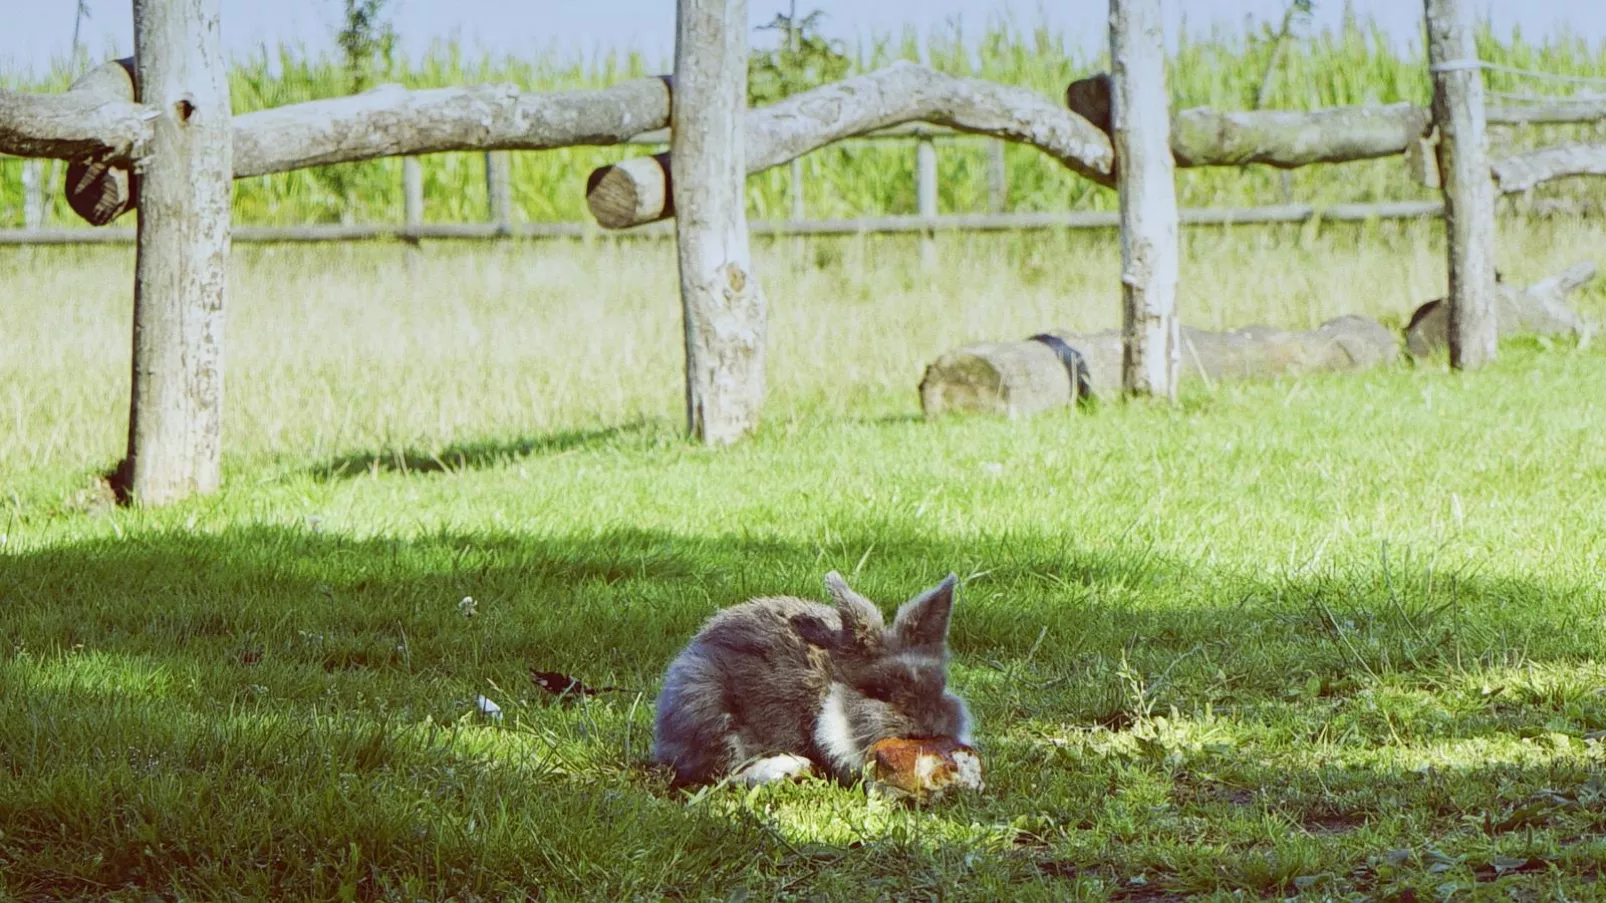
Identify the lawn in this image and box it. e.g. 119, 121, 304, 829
3, 221, 1606, 900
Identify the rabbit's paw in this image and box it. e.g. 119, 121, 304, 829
736, 754, 817, 786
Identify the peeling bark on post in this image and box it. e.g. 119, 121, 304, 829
120, 0, 233, 505
1426, 0, 1498, 369
1110, 0, 1180, 400
673, 0, 767, 445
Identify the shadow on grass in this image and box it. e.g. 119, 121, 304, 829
308, 419, 661, 481
2, 522, 1600, 709
2, 524, 1604, 899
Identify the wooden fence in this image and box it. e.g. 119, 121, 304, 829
3, 0, 1606, 504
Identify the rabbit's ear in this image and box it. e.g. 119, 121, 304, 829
892, 573, 959, 648
824, 571, 884, 635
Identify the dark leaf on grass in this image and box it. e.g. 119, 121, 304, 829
530, 669, 621, 698
1034, 859, 1079, 879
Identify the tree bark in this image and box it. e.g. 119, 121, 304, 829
673, 0, 767, 445
920, 317, 1400, 418
1426, 0, 1499, 369
1111, 0, 1180, 400
119, 0, 233, 505
586, 61, 1115, 229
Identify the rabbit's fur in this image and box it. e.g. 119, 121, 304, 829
652, 571, 972, 787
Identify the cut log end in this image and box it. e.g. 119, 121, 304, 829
66, 158, 136, 226
585, 153, 672, 230
1065, 74, 1113, 134
64, 57, 138, 226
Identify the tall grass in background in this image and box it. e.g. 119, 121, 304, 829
2, 15, 1605, 228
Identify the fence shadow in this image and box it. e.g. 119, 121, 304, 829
309, 419, 659, 481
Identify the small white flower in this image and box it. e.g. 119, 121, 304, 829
458, 596, 477, 618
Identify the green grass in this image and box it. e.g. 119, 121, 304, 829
4, 220, 1606, 899
4, 15, 1606, 229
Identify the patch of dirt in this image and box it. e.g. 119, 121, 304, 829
1302, 813, 1367, 835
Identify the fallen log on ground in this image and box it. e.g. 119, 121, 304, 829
919, 316, 1398, 417
1404, 261, 1596, 358
921, 262, 1597, 417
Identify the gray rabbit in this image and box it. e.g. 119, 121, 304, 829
652, 571, 972, 787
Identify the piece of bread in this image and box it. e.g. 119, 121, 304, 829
866, 736, 983, 799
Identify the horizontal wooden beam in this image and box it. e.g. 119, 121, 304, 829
0, 87, 154, 162
586, 60, 1114, 229
0, 200, 1476, 246
233, 78, 671, 177
1492, 143, 1606, 194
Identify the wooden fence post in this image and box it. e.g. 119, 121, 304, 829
1425, 0, 1498, 368
403, 156, 423, 227
485, 150, 512, 233
673, 0, 768, 444
22, 159, 45, 229
987, 140, 1007, 213
789, 157, 805, 262
916, 135, 938, 268
1110, 0, 1180, 400
120, 0, 233, 504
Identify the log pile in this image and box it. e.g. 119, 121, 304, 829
920, 263, 1597, 417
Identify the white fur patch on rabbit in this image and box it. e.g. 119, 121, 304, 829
736, 754, 816, 785
813, 683, 863, 775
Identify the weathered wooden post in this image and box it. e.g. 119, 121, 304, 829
916, 135, 938, 269
987, 140, 1007, 213
22, 159, 45, 229
1425, 0, 1498, 368
120, 0, 233, 504
403, 156, 423, 227
1110, 0, 1180, 400
485, 151, 512, 233
673, 0, 768, 444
